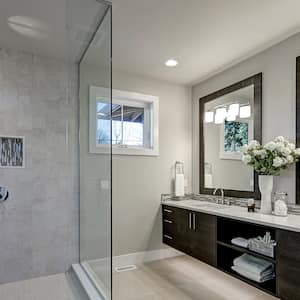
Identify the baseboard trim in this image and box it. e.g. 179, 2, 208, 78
113, 247, 183, 269
87, 247, 183, 271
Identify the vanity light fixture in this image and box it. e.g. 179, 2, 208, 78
215, 107, 227, 118
228, 103, 239, 116
214, 107, 227, 124
165, 59, 178, 67
205, 111, 214, 123
215, 113, 225, 124
240, 105, 251, 118
226, 113, 236, 121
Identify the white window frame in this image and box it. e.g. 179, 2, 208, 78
89, 86, 159, 156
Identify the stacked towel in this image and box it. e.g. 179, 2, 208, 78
231, 237, 249, 248
231, 254, 274, 283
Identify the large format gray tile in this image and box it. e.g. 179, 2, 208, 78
0, 273, 82, 300
111, 256, 278, 300
0, 47, 79, 283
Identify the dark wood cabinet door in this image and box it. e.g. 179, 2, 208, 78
277, 229, 300, 300
162, 205, 216, 266
189, 212, 216, 266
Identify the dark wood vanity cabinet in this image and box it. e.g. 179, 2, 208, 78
162, 204, 300, 299
277, 230, 300, 300
162, 205, 216, 265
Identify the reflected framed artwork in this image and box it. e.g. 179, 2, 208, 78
219, 120, 252, 160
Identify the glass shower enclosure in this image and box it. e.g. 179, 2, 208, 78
68, 0, 112, 299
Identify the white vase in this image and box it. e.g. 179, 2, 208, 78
259, 175, 274, 214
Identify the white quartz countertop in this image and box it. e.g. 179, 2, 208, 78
162, 199, 300, 233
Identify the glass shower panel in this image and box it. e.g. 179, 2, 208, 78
78, 4, 112, 300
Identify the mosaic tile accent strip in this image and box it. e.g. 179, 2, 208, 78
0, 136, 24, 167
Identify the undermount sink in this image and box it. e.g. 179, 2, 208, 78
190, 202, 226, 210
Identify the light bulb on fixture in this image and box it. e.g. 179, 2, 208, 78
215, 113, 225, 124
205, 111, 214, 123
226, 114, 236, 121
214, 107, 227, 124
240, 105, 251, 118
215, 107, 227, 118
228, 103, 239, 116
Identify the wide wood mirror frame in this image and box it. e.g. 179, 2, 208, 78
199, 73, 262, 199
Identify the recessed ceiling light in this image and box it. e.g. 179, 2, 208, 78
8, 16, 46, 39
165, 59, 178, 67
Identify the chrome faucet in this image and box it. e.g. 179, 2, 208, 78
213, 188, 224, 205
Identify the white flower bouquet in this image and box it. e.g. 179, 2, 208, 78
242, 136, 300, 175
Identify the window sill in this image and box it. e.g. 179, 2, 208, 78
112, 147, 159, 156
90, 145, 159, 156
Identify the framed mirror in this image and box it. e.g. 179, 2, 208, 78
199, 73, 262, 199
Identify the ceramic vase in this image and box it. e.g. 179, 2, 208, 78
259, 175, 273, 214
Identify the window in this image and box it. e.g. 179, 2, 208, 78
89, 86, 159, 156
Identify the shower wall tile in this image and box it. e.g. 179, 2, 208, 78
0, 48, 79, 283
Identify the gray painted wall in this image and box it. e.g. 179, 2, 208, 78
192, 32, 300, 204
112, 70, 192, 256
79, 65, 192, 258
0, 48, 79, 283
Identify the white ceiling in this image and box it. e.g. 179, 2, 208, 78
1, 1, 300, 85
112, 0, 300, 85
0, 0, 108, 62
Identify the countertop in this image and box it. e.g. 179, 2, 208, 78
162, 198, 300, 233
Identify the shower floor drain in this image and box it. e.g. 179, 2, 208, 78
115, 265, 137, 273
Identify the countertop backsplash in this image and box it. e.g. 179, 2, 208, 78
161, 193, 300, 215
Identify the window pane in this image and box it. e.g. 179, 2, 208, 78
97, 102, 146, 147
112, 104, 122, 144
123, 106, 144, 146
97, 102, 111, 144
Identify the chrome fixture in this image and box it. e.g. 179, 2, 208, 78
213, 188, 224, 205
0, 187, 9, 203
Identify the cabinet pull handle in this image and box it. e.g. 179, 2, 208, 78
163, 209, 173, 213
193, 213, 196, 230
164, 219, 173, 224
164, 234, 173, 240
189, 213, 192, 229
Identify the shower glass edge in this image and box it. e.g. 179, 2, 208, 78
67, 0, 112, 299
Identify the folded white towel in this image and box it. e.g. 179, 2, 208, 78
233, 254, 273, 276
231, 265, 275, 283
231, 237, 249, 248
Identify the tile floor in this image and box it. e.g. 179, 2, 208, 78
0, 273, 84, 300
112, 255, 278, 300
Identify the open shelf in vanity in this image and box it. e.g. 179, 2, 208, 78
216, 217, 277, 296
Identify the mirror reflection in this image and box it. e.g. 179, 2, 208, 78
204, 85, 254, 191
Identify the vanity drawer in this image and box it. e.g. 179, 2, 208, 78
162, 219, 176, 236
162, 205, 184, 222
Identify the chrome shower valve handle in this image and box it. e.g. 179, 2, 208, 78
0, 187, 9, 203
